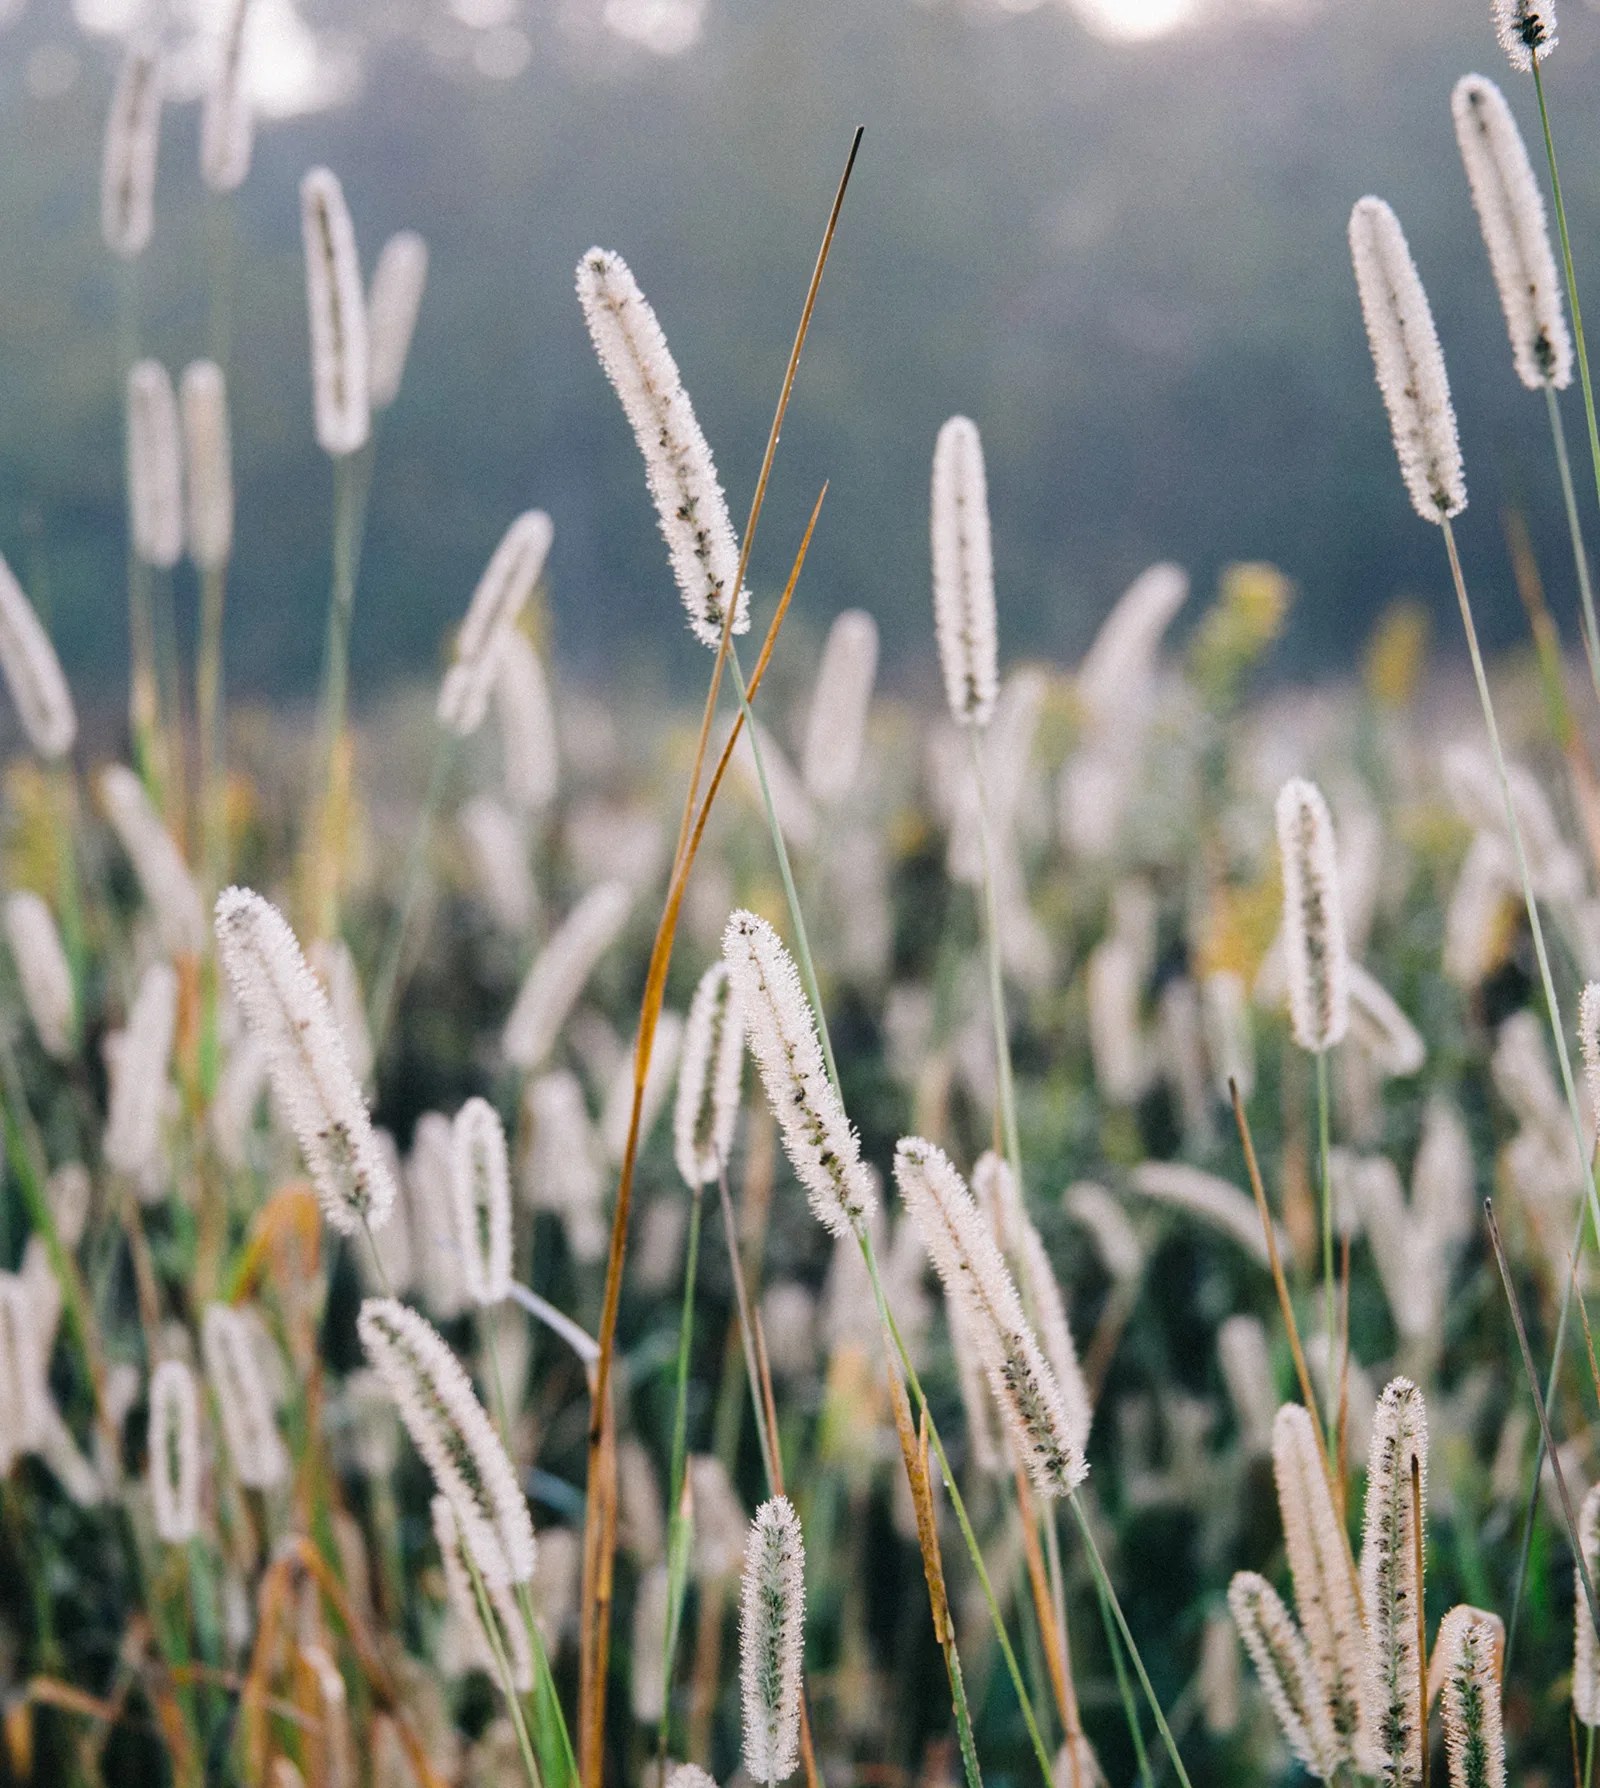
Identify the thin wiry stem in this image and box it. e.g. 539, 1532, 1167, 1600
1485, 1199, 1600, 1641
367, 735, 457, 1054
463, 1542, 544, 1788
1542, 384, 1600, 711
1443, 514, 1600, 1654
1315, 1049, 1336, 1443
657, 1184, 707, 1766
967, 731, 1025, 1194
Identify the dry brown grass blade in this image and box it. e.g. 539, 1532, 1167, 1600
240, 1539, 448, 1788
1014, 1467, 1070, 1732
576, 482, 828, 1783
889, 1377, 954, 1651
1338, 1231, 1352, 1499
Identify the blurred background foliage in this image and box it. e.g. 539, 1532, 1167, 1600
4, 0, 1600, 707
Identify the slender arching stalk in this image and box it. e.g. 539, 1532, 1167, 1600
1315, 1047, 1336, 1440
1543, 383, 1600, 710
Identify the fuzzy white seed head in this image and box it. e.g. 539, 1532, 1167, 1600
722, 910, 875, 1238
103, 960, 177, 1182
931, 415, 999, 728
502, 881, 631, 1070
1579, 983, 1600, 1133
740, 1495, 807, 1785
673, 960, 745, 1188
1494, 0, 1556, 71
0, 1274, 47, 1469
1347, 961, 1425, 1078
460, 797, 536, 934
1453, 75, 1571, 390
973, 1151, 1093, 1456
1360, 1376, 1429, 1784
493, 629, 560, 814
213, 887, 396, 1234
148, 1358, 201, 1544
576, 248, 750, 648
367, 231, 429, 411
201, 1302, 288, 1490
1229, 1570, 1342, 1780
895, 1137, 1086, 1496
801, 609, 880, 804
0, 552, 76, 760
431, 1494, 533, 1692
1272, 1404, 1377, 1770
360, 1297, 534, 1586
1277, 778, 1350, 1054
667, 1765, 718, 1788
1127, 1160, 1287, 1265
438, 512, 554, 738
101, 38, 163, 259
200, 0, 254, 192
631, 1562, 670, 1721
1075, 561, 1190, 730
126, 361, 184, 571
5, 892, 75, 1060
1349, 197, 1466, 524
180, 361, 234, 569
601, 1011, 682, 1164
300, 167, 370, 458
1577, 1484, 1600, 1726
1435, 1606, 1505, 1788
450, 1097, 513, 1306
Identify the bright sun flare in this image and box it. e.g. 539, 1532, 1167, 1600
1071, 0, 1201, 43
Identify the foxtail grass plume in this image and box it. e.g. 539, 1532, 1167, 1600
200, 0, 253, 192
601, 1009, 682, 1163
431, 1493, 533, 1692
668, 1767, 718, 1788
930, 415, 999, 728
104, 959, 177, 1179
201, 1302, 288, 1489
438, 511, 553, 737
895, 1137, 1086, 1496
126, 361, 184, 571
459, 797, 535, 933
1128, 1160, 1288, 1266
1434, 1606, 1505, 1788
300, 168, 370, 457
101, 38, 162, 259
1075, 561, 1189, 728
576, 248, 750, 648
801, 608, 879, 804
502, 880, 631, 1069
1347, 961, 1425, 1077
180, 361, 233, 570
450, 1096, 512, 1306
1494, 0, 1556, 71
1229, 1571, 1341, 1780
148, 1357, 200, 1544
5, 892, 74, 1060
1579, 981, 1600, 1131
214, 886, 397, 1234
367, 231, 429, 410
358, 1297, 535, 1586
722, 910, 875, 1239
1577, 1483, 1600, 1725
1349, 197, 1466, 524
493, 628, 559, 813
1277, 778, 1350, 1054
0, 552, 76, 760
673, 960, 745, 1188
740, 1495, 807, 1785
1360, 1377, 1429, 1784
973, 1150, 1093, 1454
1272, 1404, 1376, 1769
1453, 75, 1571, 390
630, 1561, 670, 1721
0, 1275, 46, 1474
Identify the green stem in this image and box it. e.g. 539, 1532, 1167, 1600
1094, 1566, 1154, 1788
367, 735, 456, 1054
1543, 384, 1600, 712
658, 1184, 707, 1759
730, 638, 1048, 1784
1315, 1048, 1336, 1441
966, 730, 1025, 1193
1068, 1494, 1193, 1788
1533, 62, 1600, 561
1441, 516, 1600, 1659
196, 560, 229, 893
464, 1544, 544, 1788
